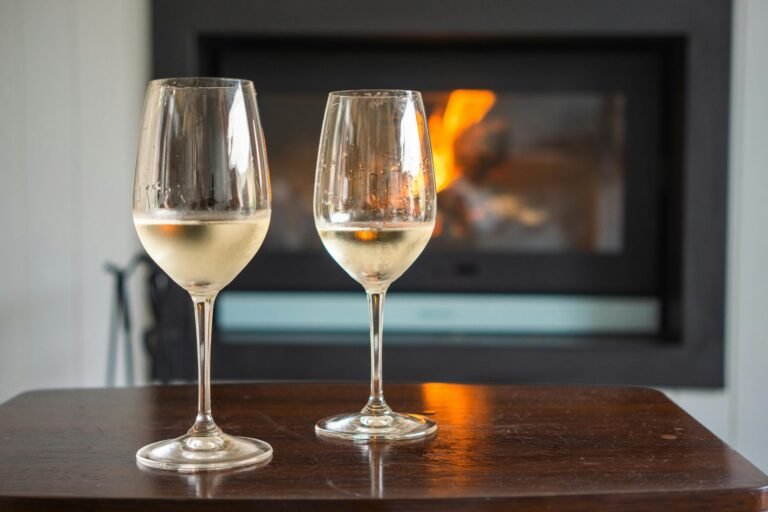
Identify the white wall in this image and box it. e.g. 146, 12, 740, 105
724, 0, 768, 467
0, 0, 766, 471
0, 0, 149, 401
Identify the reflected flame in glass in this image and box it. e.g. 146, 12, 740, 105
428, 90, 496, 192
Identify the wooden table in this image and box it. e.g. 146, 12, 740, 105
0, 383, 766, 511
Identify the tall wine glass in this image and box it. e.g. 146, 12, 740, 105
133, 78, 272, 471
314, 90, 437, 441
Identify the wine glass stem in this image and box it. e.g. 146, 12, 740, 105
191, 294, 220, 435
363, 290, 391, 416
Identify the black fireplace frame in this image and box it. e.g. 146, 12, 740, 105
150, 0, 731, 387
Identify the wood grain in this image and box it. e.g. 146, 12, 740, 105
0, 383, 765, 511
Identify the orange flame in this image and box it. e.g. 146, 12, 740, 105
428, 90, 497, 192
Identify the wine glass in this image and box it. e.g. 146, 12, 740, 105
313, 90, 437, 441
133, 78, 272, 471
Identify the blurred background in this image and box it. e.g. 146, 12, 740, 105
1, 0, 766, 469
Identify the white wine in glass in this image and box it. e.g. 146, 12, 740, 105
134, 214, 270, 295
316, 223, 434, 290
133, 78, 272, 471
314, 90, 437, 441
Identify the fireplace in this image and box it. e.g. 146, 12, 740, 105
148, 0, 731, 387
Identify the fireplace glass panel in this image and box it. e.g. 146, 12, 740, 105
261, 91, 626, 255
209, 38, 664, 294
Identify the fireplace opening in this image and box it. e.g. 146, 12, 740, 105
212, 37, 669, 296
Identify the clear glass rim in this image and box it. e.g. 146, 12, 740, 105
149, 77, 254, 90
329, 89, 421, 99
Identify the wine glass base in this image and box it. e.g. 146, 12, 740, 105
315, 411, 437, 442
136, 431, 272, 472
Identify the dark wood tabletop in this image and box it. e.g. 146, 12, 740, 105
0, 383, 766, 511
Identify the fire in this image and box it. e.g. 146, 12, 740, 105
428, 89, 496, 192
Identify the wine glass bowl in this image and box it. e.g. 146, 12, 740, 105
313, 90, 437, 441
133, 77, 272, 471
